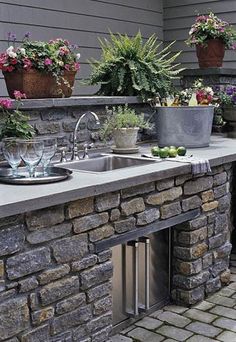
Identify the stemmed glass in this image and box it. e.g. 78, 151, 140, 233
1, 138, 22, 177
40, 137, 57, 175
19, 139, 44, 177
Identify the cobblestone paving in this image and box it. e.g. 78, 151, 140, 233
111, 254, 236, 342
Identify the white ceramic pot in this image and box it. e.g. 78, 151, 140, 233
113, 128, 139, 148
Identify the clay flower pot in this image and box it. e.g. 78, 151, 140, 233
3, 69, 76, 99
196, 39, 225, 68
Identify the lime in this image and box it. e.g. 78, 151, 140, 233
163, 146, 170, 153
169, 148, 178, 158
159, 148, 169, 158
169, 146, 177, 150
151, 146, 159, 157
177, 146, 187, 156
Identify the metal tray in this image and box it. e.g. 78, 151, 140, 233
0, 166, 72, 185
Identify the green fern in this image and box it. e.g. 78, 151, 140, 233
87, 31, 184, 100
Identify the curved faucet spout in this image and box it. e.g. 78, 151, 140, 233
71, 111, 100, 161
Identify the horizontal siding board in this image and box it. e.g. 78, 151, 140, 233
92, 0, 163, 12
0, 1, 162, 25
165, 0, 218, 8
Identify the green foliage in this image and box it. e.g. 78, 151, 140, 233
0, 103, 35, 140
87, 31, 184, 100
101, 104, 151, 139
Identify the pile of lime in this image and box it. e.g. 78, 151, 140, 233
151, 145, 187, 159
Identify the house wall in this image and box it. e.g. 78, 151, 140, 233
0, 0, 163, 96
164, 0, 236, 69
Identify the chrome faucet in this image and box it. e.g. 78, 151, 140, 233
71, 111, 100, 160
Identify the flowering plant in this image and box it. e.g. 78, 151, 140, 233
193, 79, 214, 105
0, 90, 35, 139
0, 33, 80, 75
214, 85, 236, 107
171, 88, 193, 106
186, 12, 236, 48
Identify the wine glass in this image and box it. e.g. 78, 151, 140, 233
19, 139, 44, 177
1, 138, 22, 177
40, 137, 57, 175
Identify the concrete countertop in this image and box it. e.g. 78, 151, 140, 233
0, 135, 235, 219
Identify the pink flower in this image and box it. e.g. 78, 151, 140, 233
44, 58, 52, 66
74, 62, 80, 71
23, 58, 32, 70
59, 46, 69, 56
0, 98, 12, 109
64, 64, 70, 71
13, 90, 27, 100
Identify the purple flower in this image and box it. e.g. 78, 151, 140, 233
7, 32, 16, 41
232, 95, 236, 104
226, 87, 234, 95
24, 32, 31, 39
213, 85, 220, 93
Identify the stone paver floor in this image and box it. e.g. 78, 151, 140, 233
111, 254, 236, 342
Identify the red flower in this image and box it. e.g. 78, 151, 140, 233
13, 90, 27, 100
74, 62, 80, 71
23, 58, 32, 70
10, 58, 18, 65
0, 98, 12, 109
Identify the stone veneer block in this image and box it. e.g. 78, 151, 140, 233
146, 187, 182, 205
161, 202, 181, 219
95, 192, 120, 212
0, 224, 25, 256
52, 234, 88, 263
89, 224, 114, 242
6, 247, 51, 280
27, 223, 72, 244
121, 182, 155, 198
26, 206, 64, 230
121, 198, 145, 216
73, 212, 109, 233
136, 208, 160, 225
80, 262, 113, 290
39, 276, 80, 306
38, 264, 70, 285
114, 217, 136, 234
156, 178, 175, 191
184, 177, 213, 195
66, 197, 94, 218
0, 297, 29, 340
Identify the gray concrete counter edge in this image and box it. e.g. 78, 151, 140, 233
0, 135, 235, 219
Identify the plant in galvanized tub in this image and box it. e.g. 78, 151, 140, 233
214, 85, 236, 138
153, 80, 215, 148
101, 104, 151, 153
0, 33, 80, 98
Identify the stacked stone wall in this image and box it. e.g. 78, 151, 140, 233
0, 163, 233, 341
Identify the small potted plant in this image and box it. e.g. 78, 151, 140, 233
214, 85, 236, 138
0, 90, 35, 139
101, 104, 151, 152
186, 12, 236, 68
154, 80, 215, 148
0, 33, 80, 98
87, 31, 183, 100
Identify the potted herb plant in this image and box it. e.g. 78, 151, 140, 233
154, 80, 215, 148
0, 90, 35, 139
186, 12, 236, 68
101, 104, 151, 152
215, 85, 236, 138
87, 31, 183, 100
0, 33, 80, 98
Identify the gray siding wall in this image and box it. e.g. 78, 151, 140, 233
0, 0, 163, 96
164, 0, 236, 69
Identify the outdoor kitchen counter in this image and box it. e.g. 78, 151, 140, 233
0, 135, 235, 219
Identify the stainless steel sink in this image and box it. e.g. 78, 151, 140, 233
57, 154, 157, 173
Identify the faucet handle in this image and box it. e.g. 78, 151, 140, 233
83, 143, 94, 159
57, 146, 68, 163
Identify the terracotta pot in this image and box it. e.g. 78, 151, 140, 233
196, 39, 225, 68
3, 69, 76, 99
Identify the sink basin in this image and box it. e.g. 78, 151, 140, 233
57, 154, 157, 173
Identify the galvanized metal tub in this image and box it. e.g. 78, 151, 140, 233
155, 106, 214, 148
